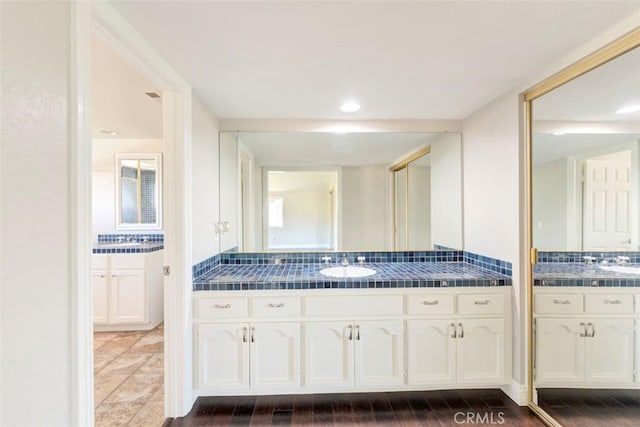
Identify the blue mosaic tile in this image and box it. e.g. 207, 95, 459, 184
97, 233, 164, 243
534, 262, 640, 287
193, 261, 511, 291
92, 242, 164, 254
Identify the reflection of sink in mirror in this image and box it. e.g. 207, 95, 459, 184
320, 266, 376, 278
599, 265, 640, 275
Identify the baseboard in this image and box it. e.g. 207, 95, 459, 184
501, 381, 528, 406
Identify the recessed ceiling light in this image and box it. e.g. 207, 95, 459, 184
99, 129, 120, 136
615, 104, 640, 114
552, 131, 566, 136
340, 101, 360, 113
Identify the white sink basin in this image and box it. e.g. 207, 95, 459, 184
320, 266, 376, 278
599, 265, 640, 275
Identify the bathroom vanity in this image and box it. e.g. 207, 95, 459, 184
192, 253, 512, 397
533, 260, 640, 390
92, 242, 164, 331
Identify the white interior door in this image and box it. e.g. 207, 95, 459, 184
583, 156, 632, 251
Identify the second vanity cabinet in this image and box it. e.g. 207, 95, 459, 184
194, 288, 510, 396
406, 293, 506, 387
92, 251, 163, 331
534, 288, 638, 387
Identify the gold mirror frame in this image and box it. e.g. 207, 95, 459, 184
524, 28, 640, 426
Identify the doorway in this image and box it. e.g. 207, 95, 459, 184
91, 32, 166, 425
263, 169, 339, 252
72, 3, 194, 424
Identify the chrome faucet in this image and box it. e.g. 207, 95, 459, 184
341, 254, 349, 266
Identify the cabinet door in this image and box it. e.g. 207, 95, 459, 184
457, 318, 505, 384
198, 323, 249, 391
304, 322, 354, 389
406, 319, 456, 386
535, 318, 584, 384
355, 320, 404, 387
109, 270, 146, 324
250, 322, 300, 389
92, 271, 109, 324
585, 318, 634, 383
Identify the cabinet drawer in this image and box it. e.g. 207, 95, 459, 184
534, 293, 583, 314
196, 297, 248, 319
111, 254, 146, 270
457, 294, 504, 315
251, 296, 300, 318
585, 294, 633, 314
304, 295, 402, 317
406, 294, 454, 315
92, 255, 109, 270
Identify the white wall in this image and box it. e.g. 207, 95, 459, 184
1, 2, 73, 424
430, 133, 463, 249
341, 165, 390, 251
408, 165, 431, 249
268, 191, 332, 249
92, 138, 163, 239
191, 97, 220, 264
533, 159, 568, 250
463, 91, 523, 388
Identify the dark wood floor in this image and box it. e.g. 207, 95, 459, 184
168, 389, 545, 426
538, 388, 640, 427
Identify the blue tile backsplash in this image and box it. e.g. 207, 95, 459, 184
192, 250, 512, 291
97, 233, 164, 243
535, 251, 640, 287
538, 251, 640, 263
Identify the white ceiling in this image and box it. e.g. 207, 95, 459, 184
534, 46, 640, 122
237, 131, 440, 166
92, 35, 162, 139
110, 1, 640, 120
269, 171, 337, 192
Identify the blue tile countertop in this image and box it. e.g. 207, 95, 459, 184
193, 262, 511, 291
92, 242, 164, 254
534, 262, 640, 287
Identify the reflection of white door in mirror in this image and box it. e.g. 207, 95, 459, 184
583, 155, 632, 251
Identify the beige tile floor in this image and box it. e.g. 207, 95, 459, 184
94, 324, 164, 427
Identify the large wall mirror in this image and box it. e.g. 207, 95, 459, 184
528, 31, 640, 426
115, 153, 162, 230
218, 131, 462, 252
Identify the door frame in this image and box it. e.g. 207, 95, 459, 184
71, 2, 194, 424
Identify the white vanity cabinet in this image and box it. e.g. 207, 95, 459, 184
406, 293, 506, 387
534, 288, 638, 387
194, 287, 510, 397
196, 296, 301, 393
198, 321, 300, 392
92, 251, 163, 331
304, 320, 404, 390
